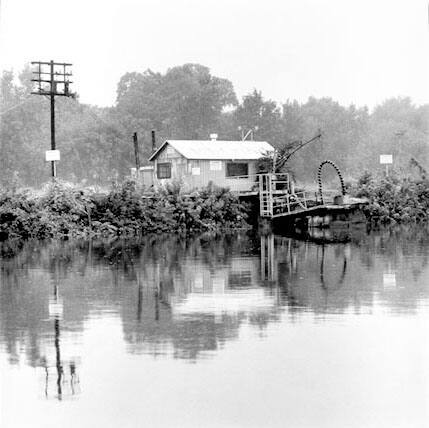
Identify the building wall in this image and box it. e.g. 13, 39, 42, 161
153, 145, 187, 187
183, 159, 258, 192
153, 144, 259, 192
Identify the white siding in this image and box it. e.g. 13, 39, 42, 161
152, 143, 259, 192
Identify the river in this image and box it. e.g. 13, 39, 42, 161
1, 226, 428, 428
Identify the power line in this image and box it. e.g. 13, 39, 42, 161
0, 96, 32, 116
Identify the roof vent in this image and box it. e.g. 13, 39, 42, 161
210, 133, 218, 141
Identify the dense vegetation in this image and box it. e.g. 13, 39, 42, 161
1, 173, 428, 242
352, 172, 429, 224
0, 181, 249, 240
1, 63, 428, 186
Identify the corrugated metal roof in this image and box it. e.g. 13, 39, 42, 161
149, 140, 274, 161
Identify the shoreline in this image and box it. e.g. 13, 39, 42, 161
1, 172, 429, 243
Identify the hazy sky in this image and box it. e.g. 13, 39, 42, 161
0, 0, 428, 108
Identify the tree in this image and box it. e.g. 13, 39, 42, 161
116, 64, 237, 144
281, 97, 370, 183
233, 90, 283, 145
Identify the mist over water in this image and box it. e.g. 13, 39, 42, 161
1, 227, 428, 428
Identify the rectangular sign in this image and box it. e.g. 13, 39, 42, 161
191, 167, 201, 176
45, 150, 60, 161
379, 154, 392, 164
383, 273, 396, 288
210, 161, 222, 171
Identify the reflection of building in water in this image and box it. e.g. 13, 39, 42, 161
121, 247, 282, 360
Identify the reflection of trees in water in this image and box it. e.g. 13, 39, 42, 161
1, 226, 429, 370
357, 225, 429, 277
0, 232, 278, 366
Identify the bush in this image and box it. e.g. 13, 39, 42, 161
0, 188, 39, 239
0, 180, 250, 240
352, 172, 429, 224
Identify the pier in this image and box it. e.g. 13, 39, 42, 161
232, 172, 368, 226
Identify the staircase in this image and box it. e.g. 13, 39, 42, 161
259, 173, 308, 218
259, 173, 274, 217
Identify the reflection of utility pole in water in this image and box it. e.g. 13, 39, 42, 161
54, 316, 63, 400
51, 280, 63, 400
42, 278, 80, 400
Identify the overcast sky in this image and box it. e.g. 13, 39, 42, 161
0, 0, 428, 108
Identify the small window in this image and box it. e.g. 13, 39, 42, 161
226, 162, 248, 177
157, 162, 171, 179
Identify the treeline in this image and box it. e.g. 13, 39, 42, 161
1, 63, 428, 186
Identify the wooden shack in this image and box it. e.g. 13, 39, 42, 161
148, 139, 274, 192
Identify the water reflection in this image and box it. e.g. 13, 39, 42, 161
1, 227, 429, 394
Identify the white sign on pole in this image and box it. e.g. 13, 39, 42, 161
48, 298, 64, 319
379, 154, 392, 164
45, 150, 60, 162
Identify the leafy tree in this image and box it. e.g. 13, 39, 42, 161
1, 64, 428, 188
233, 90, 283, 145
116, 64, 237, 142
281, 97, 370, 183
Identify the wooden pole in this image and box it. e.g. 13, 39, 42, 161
133, 132, 140, 177
50, 60, 56, 178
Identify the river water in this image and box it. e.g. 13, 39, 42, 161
0, 226, 428, 428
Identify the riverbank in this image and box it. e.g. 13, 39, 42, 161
1, 173, 428, 241
0, 180, 250, 240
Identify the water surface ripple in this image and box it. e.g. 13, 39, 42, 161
1, 227, 428, 428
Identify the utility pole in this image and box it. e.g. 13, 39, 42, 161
31, 60, 75, 178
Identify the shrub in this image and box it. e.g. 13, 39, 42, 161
0, 180, 250, 240
352, 172, 429, 224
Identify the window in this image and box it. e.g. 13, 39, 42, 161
157, 162, 171, 179
226, 162, 248, 177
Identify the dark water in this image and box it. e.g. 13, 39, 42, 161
1, 227, 428, 428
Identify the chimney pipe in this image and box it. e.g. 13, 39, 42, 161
151, 130, 156, 152
133, 132, 140, 172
